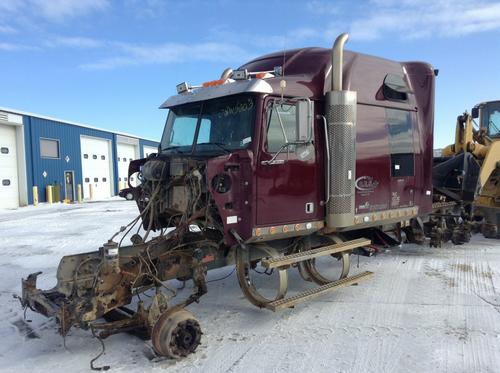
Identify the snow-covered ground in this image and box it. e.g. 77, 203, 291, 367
1, 200, 500, 373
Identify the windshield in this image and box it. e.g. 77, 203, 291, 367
160, 94, 256, 154
484, 102, 500, 138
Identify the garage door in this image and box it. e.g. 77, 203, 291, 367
117, 143, 138, 190
143, 145, 158, 158
0, 125, 19, 208
80, 136, 112, 200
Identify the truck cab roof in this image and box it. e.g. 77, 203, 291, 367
161, 47, 434, 114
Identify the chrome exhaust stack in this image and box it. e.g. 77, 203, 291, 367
325, 33, 357, 229
220, 67, 233, 80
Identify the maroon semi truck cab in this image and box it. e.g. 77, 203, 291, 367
20, 33, 436, 360
149, 40, 435, 246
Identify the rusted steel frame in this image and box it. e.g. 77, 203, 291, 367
92, 310, 148, 339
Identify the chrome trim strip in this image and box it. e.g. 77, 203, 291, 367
160, 79, 274, 108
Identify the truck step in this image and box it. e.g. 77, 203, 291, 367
261, 238, 371, 269
265, 271, 374, 311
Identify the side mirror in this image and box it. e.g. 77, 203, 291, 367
471, 107, 479, 119
296, 100, 314, 142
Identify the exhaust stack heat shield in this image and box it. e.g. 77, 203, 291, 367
325, 90, 357, 228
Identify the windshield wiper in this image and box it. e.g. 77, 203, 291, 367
196, 142, 231, 154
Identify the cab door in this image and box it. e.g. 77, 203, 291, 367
255, 98, 322, 226
387, 108, 416, 209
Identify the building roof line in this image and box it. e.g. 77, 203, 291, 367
0, 106, 160, 144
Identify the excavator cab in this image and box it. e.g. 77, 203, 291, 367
480, 101, 500, 138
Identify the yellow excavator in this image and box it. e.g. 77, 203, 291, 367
441, 100, 500, 238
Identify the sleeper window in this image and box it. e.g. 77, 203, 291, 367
383, 74, 410, 102
387, 108, 415, 177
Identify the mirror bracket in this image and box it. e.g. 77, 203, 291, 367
471, 106, 479, 119
295, 98, 314, 142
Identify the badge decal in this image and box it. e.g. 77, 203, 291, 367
355, 176, 379, 192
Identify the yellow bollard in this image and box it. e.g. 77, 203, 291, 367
46, 185, 53, 204
89, 183, 94, 200
77, 184, 82, 203
33, 186, 39, 206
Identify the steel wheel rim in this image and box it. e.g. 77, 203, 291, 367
236, 244, 288, 308
303, 235, 350, 285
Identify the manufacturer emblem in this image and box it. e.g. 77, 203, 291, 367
355, 176, 379, 192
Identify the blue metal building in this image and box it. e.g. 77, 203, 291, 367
0, 107, 159, 208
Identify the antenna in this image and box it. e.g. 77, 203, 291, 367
280, 37, 287, 104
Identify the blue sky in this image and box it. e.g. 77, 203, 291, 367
0, 0, 499, 147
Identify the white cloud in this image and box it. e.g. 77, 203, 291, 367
208, 26, 320, 51
0, 0, 109, 22
0, 0, 23, 12
46, 36, 105, 48
306, 0, 340, 15
291, 27, 318, 40
124, 0, 170, 19
0, 24, 17, 34
80, 41, 252, 70
347, 0, 500, 41
29, 0, 109, 21
0, 42, 38, 51
35, 0, 108, 20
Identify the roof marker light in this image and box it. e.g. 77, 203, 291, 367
233, 69, 249, 80
202, 79, 226, 87
176, 82, 190, 94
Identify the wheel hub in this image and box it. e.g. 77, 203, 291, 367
173, 320, 200, 352
151, 309, 202, 358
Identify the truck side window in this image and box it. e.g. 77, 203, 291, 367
383, 74, 410, 102
266, 103, 297, 153
387, 108, 415, 177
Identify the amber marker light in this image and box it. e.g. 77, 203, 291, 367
283, 225, 289, 233
295, 224, 301, 231
202, 79, 225, 87
270, 227, 277, 234
255, 228, 262, 237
